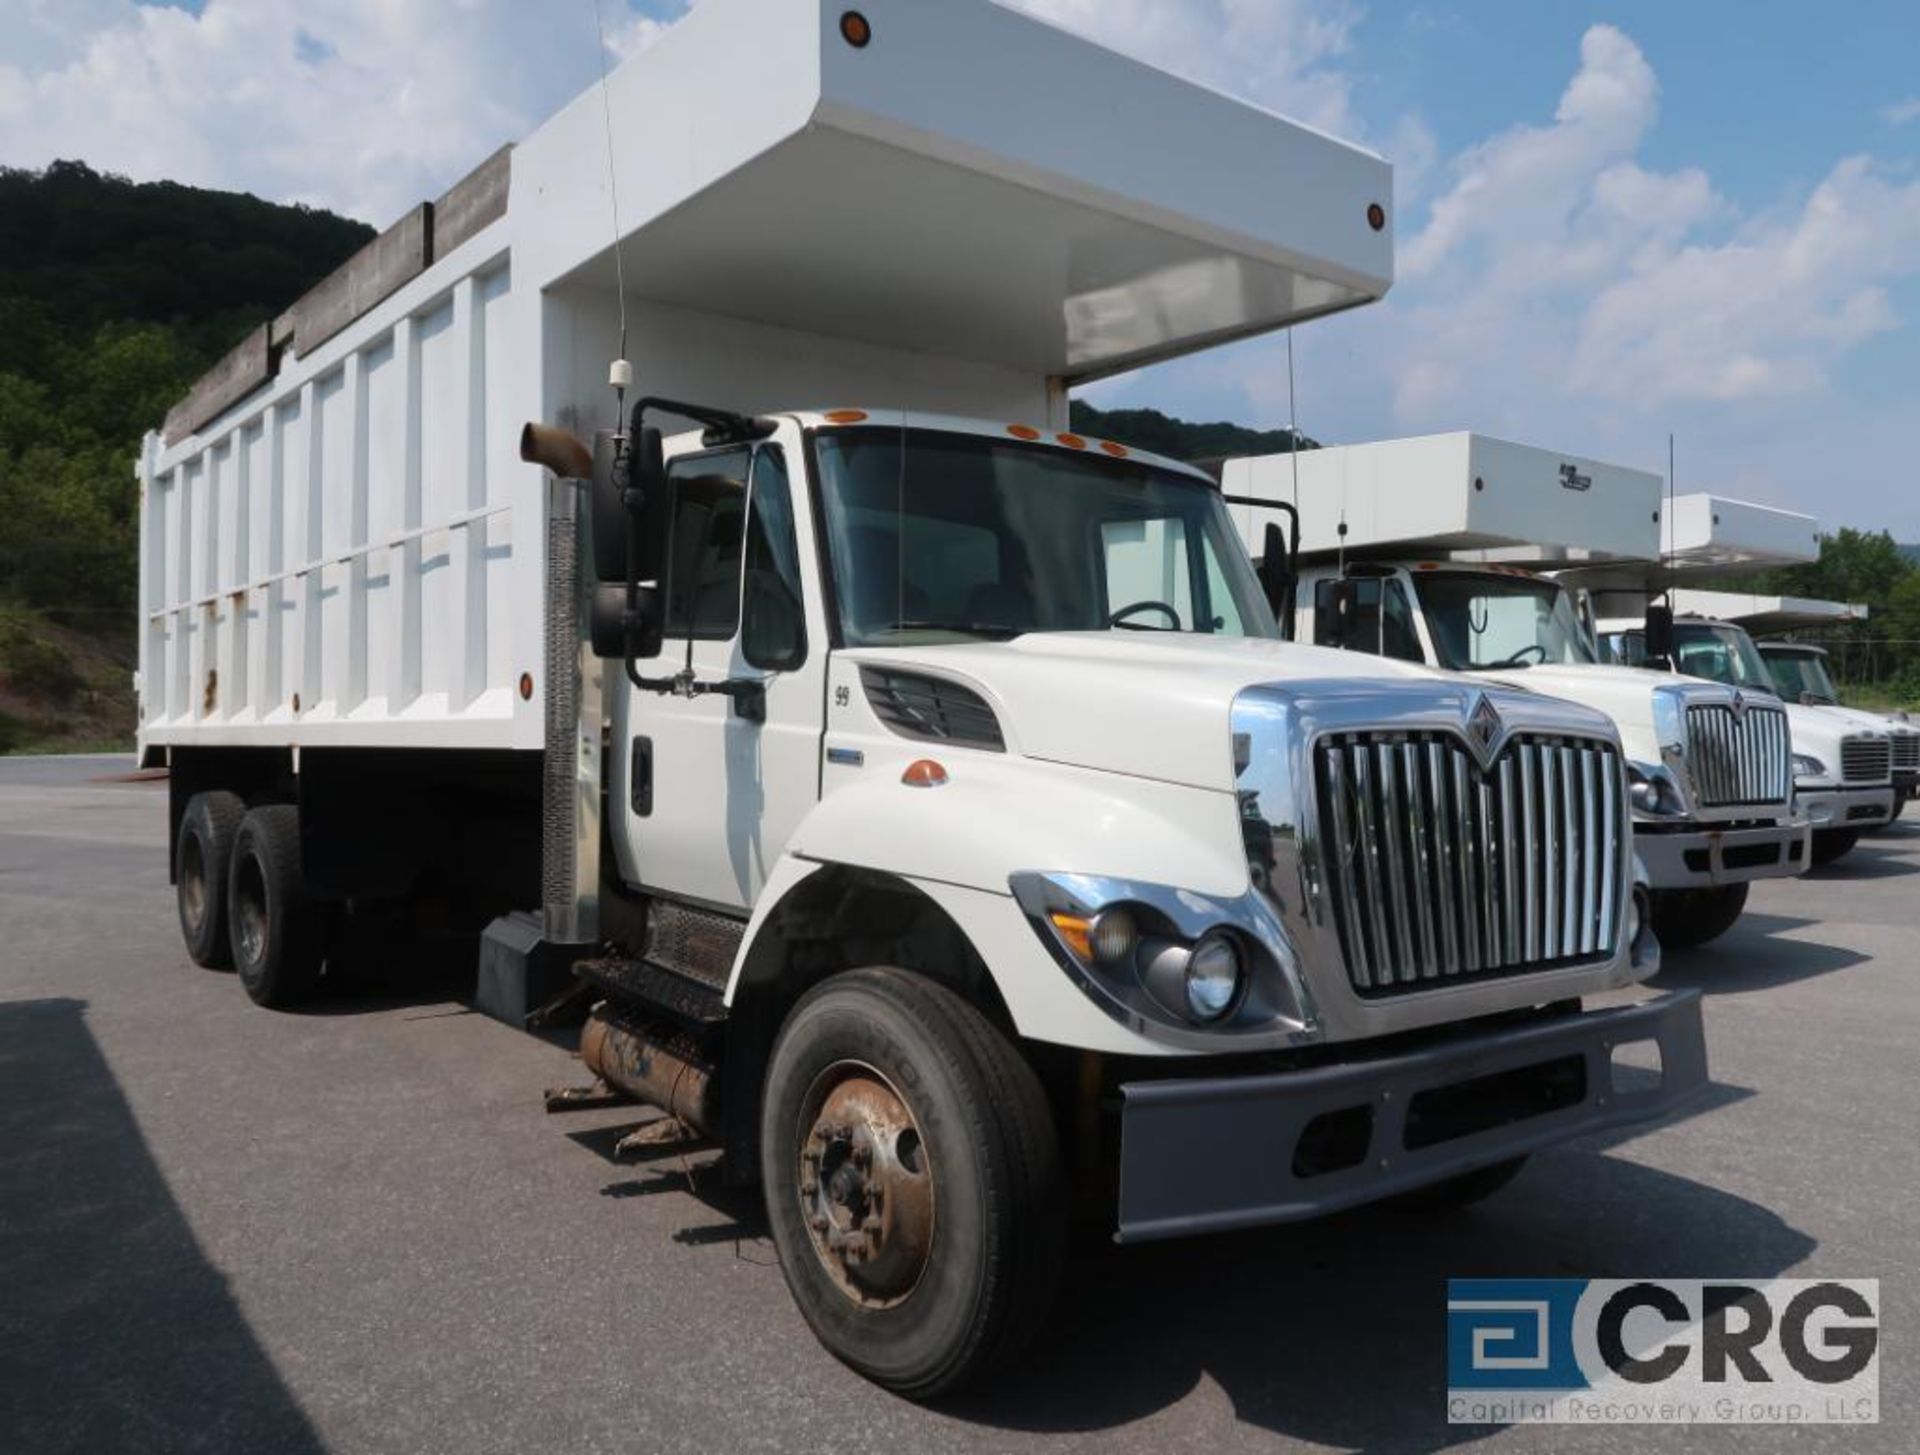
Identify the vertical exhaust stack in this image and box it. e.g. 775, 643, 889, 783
527, 424, 604, 948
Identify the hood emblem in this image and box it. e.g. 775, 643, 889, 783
1729, 690, 1748, 724
1463, 691, 1508, 771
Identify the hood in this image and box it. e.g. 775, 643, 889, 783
1784, 701, 1889, 755
1470, 662, 1703, 762
841, 633, 1448, 790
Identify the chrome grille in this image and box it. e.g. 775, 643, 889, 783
1892, 733, 1919, 772
1841, 735, 1891, 784
1315, 732, 1624, 997
1684, 703, 1791, 807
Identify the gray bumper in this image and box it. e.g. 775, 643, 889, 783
1115, 991, 1707, 1243
1633, 817, 1809, 889
1798, 784, 1896, 832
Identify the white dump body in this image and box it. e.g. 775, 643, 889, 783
1568, 493, 1823, 620
1221, 432, 1663, 566
1662, 494, 1821, 575
136, 0, 1394, 759
1666, 590, 1868, 634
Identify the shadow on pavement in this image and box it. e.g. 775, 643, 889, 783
0, 998, 325, 1455
1803, 848, 1920, 881
1651, 913, 1869, 993
945, 1146, 1813, 1447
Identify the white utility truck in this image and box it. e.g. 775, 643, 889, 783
136, 0, 1703, 1397
1753, 641, 1916, 813
1577, 497, 1898, 864
1225, 434, 1808, 949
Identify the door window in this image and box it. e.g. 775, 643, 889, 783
1313, 577, 1424, 662
661, 445, 806, 669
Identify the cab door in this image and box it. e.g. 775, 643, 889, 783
610, 428, 827, 910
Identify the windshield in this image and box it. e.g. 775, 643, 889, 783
1671, 622, 1774, 689
1408, 570, 1597, 670
813, 427, 1276, 647
1763, 649, 1838, 704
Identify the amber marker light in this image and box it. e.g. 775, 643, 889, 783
1056, 433, 1087, 450
1007, 424, 1042, 441
901, 759, 949, 788
824, 409, 869, 423
1099, 440, 1129, 458
1048, 912, 1093, 962
840, 10, 871, 47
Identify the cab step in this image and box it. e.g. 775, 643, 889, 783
576, 955, 728, 1029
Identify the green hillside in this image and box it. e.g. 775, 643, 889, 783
0, 161, 372, 751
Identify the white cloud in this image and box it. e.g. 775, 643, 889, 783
1003, 0, 1369, 142
0, 1, 686, 223
1882, 97, 1920, 126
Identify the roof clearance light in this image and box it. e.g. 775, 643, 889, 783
901, 759, 949, 788
1367, 202, 1386, 232
1007, 424, 1042, 441
1099, 441, 1129, 458
824, 409, 868, 423
1057, 433, 1087, 450
840, 11, 872, 48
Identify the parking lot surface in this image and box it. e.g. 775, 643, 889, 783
2, 754, 1913, 1453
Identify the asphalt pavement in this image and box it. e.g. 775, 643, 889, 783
1, 753, 1913, 1453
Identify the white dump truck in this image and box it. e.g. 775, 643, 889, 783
1576, 497, 1898, 864
1754, 642, 1917, 812
136, 0, 1704, 1397
1224, 433, 1808, 949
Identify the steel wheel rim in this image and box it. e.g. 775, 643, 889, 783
233, 856, 267, 966
794, 1059, 936, 1309
180, 835, 208, 931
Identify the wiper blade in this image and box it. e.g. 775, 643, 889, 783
881, 619, 1025, 640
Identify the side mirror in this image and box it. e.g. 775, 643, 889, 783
1255, 521, 1296, 634
1644, 603, 1675, 663
1326, 577, 1357, 648
587, 428, 668, 661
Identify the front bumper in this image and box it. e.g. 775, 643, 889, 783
1798, 783, 1896, 832
1115, 991, 1707, 1242
1632, 816, 1809, 889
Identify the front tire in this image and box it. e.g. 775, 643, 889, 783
760, 968, 1065, 1400
1810, 829, 1860, 866
1649, 882, 1749, 950
227, 805, 324, 1008
176, 791, 245, 967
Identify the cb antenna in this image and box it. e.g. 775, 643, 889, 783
592, 0, 633, 423
1665, 432, 1676, 607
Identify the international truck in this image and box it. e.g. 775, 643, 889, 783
1224, 434, 1808, 949
1754, 642, 1917, 812
135, 0, 1704, 1397
1574, 498, 1899, 864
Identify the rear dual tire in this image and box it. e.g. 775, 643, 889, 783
176, 791, 246, 967
226, 805, 324, 1008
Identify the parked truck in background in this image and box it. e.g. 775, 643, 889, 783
1757, 642, 1917, 813
1224, 433, 1807, 949
1571, 497, 1898, 865
1598, 616, 1898, 861
135, 0, 1706, 1397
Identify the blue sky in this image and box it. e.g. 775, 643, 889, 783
11, 0, 1920, 535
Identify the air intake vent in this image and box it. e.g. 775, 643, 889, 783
860, 668, 1005, 751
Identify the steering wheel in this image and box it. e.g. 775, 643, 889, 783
1108, 600, 1182, 630
1488, 643, 1548, 667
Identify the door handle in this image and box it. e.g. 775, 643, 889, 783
631, 736, 653, 817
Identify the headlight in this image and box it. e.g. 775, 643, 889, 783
1184, 934, 1243, 1021
1793, 753, 1826, 779
1652, 689, 1687, 754
1627, 762, 1685, 816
